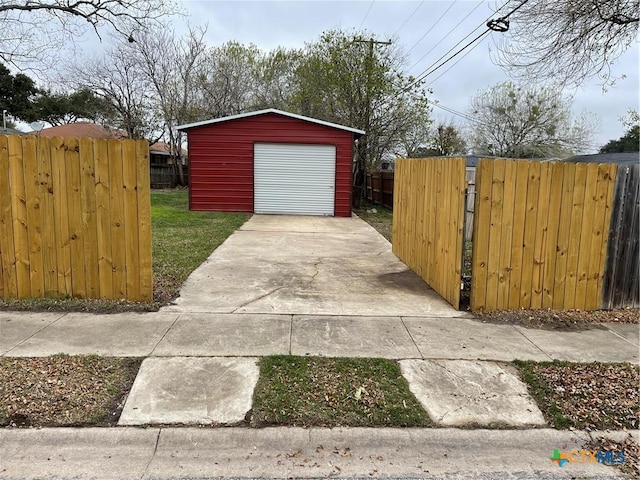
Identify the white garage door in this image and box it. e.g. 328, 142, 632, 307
254, 143, 336, 216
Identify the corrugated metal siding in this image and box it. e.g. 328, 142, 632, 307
187, 113, 354, 216
254, 143, 336, 215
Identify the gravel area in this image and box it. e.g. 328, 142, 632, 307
474, 308, 639, 331
0, 356, 141, 427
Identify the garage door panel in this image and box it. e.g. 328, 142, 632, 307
254, 143, 336, 216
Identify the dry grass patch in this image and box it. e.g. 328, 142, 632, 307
0, 355, 141, 427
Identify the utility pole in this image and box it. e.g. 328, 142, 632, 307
351, 37, 391, 208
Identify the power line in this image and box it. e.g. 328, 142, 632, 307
437, 103, 496, 130
408, 1, 482, 70
404, 0, 530, 92
409, 0, 507, 75
358, 0, 375, 30
428, 34, 488, 85
405, 1, 457, 56
392, 1, 424, 37
406, 29, 490, 92
431, 102, 484, 126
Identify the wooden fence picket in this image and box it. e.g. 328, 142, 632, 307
393, 157, 466, 309
0, 135, 152, 301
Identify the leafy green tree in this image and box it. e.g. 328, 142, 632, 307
292, 30, 430, 203
252, 47, 302, 111
469, 81, 594, 158
193, 41, 262, 118
407, 123, 467, 157
32, 88, 116, 126
600, 126, 639, 153
429, 122, 468, 156
0, 63, 39, 122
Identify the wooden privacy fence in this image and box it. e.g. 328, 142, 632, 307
392, 157, 628, 312
392, 157, 466, 309
0, 135, 152, 302
602, 162, 639, 309
471, 159, 616, 311
366, 171, 394, 209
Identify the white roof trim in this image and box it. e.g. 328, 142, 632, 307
176, 109, 365, 136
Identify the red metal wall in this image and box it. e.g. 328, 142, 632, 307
186, 113, 355, 217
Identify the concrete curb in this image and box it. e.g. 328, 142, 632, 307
0, 427, 636, 479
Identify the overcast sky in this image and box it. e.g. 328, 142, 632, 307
174, 0, 639, 152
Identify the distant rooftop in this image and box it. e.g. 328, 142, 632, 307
567, 152, 639, 165
0, 127, 24, 136
36, 122, 127, 140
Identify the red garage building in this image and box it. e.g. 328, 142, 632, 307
177, 109, 365, 217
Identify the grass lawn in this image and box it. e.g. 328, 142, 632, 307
0, 355, 141, 427
0, 190, 249, 312
353, 201, 393, 242
151, 190, 249, 303
250, 356, 431, 428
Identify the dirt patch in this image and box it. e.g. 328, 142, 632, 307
0, 355, 141, 427
0, 297, 158, 314
516, 361, 639, 431
473, 308, 638, 331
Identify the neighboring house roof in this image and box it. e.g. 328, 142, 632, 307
36, 122, 127, 139
566, 152, 639, 165
149, 141, 187, 157
176, 108, 366, 137
34, 123, 186, 157
0, 127, 24, 135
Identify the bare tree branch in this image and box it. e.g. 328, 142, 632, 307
493, 0, 639, 88
0, 0, 179, 69
469, 81, 597, 158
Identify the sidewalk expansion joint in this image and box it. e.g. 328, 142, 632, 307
149, 315, 181, 356
2, 312, 68, 356
288, 315, 294, 355
603, 324, 639, 347
400, 316, 423, 358
513, 326, 553, 361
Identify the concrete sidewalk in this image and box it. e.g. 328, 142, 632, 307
3, 310, 636, 431
0, 427, 635, 479
2, 311, 638, 363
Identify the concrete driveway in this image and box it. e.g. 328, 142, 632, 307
163, 215, 460, 317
